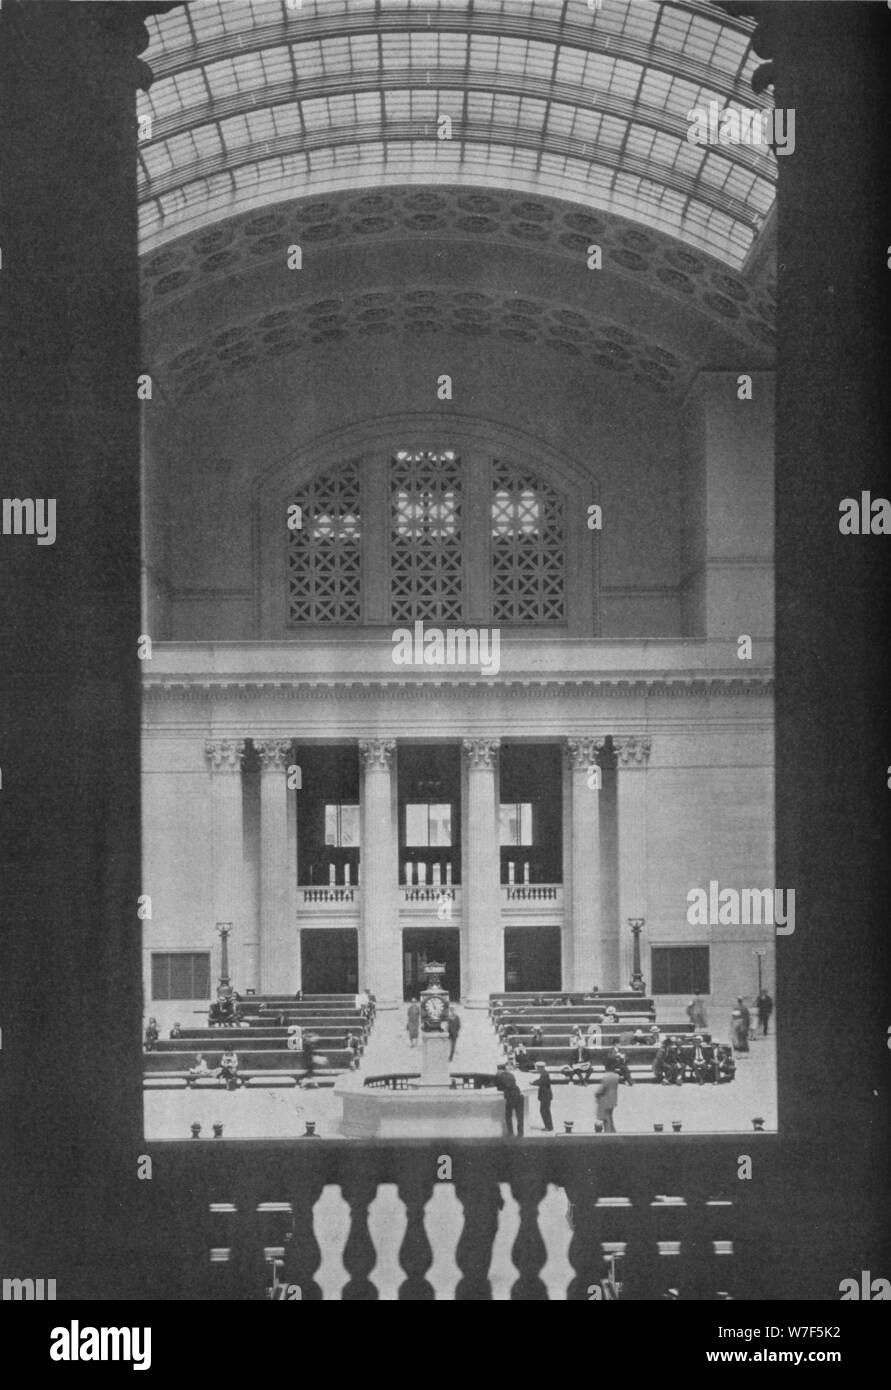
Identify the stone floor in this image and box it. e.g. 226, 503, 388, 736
144, 1007, 776, 1140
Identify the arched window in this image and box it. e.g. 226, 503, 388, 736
491, 461, 566, 622
390, 451, 464, 622
287, 460, 362, 624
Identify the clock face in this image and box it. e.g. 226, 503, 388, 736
423, 996, 446, 1021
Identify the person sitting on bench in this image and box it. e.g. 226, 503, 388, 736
513, 1042, 532, 1071
217, 1050, 240, 1087
169, 1022, 182, 1039
716, 1044, 736, 1083
653, 1040, 678, 1085
188, 1053, 210, 1081
688, 1035, 711, 1084
530, 1024, 544, 1047
605, 1045, 633, 1086
144, 1017, 159, 1051
562, 1058, 594, 1085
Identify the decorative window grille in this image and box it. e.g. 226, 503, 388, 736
287, 461, 362, 624
491, 461, 566, 622
390, 451, 464, 622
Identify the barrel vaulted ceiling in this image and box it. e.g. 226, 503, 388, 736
139, 1, 776, 401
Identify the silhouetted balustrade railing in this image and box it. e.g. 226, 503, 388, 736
141, 1139, 767, 1300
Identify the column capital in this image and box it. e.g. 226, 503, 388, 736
564, 737, 606, 770
204, 739, 245, 773
359, 738, 396, 771
256, 738, 292, 772
615, 736, 652, 767
462, 738, 500, 771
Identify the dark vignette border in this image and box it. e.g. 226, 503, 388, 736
0, 1, 889, 1307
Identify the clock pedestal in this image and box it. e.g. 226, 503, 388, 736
419, 1030, 451, 1087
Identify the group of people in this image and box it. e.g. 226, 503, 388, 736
494, 1062, 621, 1135
729, 991, 774, 1052
653, 1036, 736, 1085
406, 999, 462, 1059
187, 1050, 240, 1088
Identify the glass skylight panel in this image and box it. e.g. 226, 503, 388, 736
617, 1, 660, 44
292, 40, 326, 79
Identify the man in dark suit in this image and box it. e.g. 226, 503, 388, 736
533, 1061, 554, 1131
493, 1065, 525, 1136
594, 1070, 620, 1133
757, 990, 774, 1036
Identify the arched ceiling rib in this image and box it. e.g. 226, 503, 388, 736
140, 0, 775, 269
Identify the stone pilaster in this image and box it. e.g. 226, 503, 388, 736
615, 736, 652, 993
462, 739, 502, 1003
359, 739, 400, 1002
565, 737, 606, 991
256, 738, 293, 995
204, 739, 247, 989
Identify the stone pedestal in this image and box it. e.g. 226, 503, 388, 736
419, 1031, 451, 1087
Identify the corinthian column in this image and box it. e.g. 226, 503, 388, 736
565, 737, 605, 991
359, 739, 400, 1002
256, 738, 293, 995
615, 735, 652, 994
462, 739, 502, 1004
204, 739, 247, 988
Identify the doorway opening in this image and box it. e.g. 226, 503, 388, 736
300, 928, 359, 994
504, 926, 562, 992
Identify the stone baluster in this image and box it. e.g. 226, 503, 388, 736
508, 1169, 549, 1300
395, 1166, 436, 1300
340, 1167, 380, 1300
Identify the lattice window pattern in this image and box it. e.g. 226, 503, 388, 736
491, 460, 566, 622
390, 451, 464, 622
287, 460, 362, 624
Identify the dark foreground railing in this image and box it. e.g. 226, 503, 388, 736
137, 1136, 778, 1300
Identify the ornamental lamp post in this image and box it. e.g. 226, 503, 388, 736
216, 922, 232, 994
753, 948, 766, 996
628, 918, 646, 994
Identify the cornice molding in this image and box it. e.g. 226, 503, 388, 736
143, 674, 773, 702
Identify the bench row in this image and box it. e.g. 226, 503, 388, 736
144, 1049, 355, 1072
501, 1026, 707, 1044
507, 1044, 731, 1067
150, 1035, 363, 1053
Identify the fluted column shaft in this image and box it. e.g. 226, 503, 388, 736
565, 738, 605, 991
359, 739, 400, 1002
462, 739, 502, 1003
616, 736, 651, 992
257, 739, 293, 995
205, 739, 247, 988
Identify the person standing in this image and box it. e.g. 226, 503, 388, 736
594, 1069, 620, 1133
730, 1007, 749, 1054
494, 1065, 525, 1136
533, 1061, 554, 1131
686, 996, 708, 1031
446, 1008, 461, 1061
406, 998, 421, 1047
757, 990, 774, 1036
737, 997, 751, 1036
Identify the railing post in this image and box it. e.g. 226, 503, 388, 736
395, 1159, 437, 1300
507, 1153, 549, 1300
453, 1155, 502, 1300
340, 1157, 381, 1300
